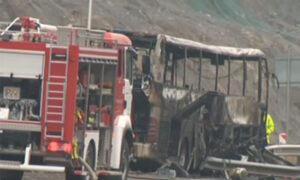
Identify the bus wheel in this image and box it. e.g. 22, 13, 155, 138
0, 170, 23, 180
120, 139, 130, 180
178, 140, 189, 170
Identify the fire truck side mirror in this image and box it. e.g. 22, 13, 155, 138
142, 55, 150, 75
124, 100, 127, 109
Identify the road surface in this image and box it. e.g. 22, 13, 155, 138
23, 172, 226, 180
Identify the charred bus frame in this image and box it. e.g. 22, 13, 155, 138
120, 32, 270, 170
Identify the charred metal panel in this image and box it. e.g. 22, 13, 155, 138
151, 34, 165, 84
158, 86, 202, 157
147, 82, 163, 144
177, 92, 263, 160
224, 96, 261, 126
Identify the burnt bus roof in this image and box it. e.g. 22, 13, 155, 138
113, 30, 265, 61
161, 34, 266, 61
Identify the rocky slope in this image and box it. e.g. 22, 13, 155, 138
1, 0, 300, 142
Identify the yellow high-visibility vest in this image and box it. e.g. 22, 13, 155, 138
264, 114, 275, 135
264, 113, 275, 144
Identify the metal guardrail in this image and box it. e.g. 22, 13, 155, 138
266, 144, 300, 156
206, 156, 300, 178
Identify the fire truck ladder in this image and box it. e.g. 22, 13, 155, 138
44, 46, 69, 140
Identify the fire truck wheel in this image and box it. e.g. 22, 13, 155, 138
65, 173, 85, 180
178, 140, 189, 170
0, 170, 23, 180
120, 139, 130, 180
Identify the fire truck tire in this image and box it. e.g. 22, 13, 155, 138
65, 173, 85, 180
0, 170, 23, 180
178, 140, 189, 170
120, 139, 130, 180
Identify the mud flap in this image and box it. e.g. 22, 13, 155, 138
98, 171, 123, 180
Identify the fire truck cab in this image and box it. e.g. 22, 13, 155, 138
0, 17, 135, 180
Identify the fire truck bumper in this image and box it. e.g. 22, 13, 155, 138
0, 160, 65, 172
0, 144, 65, 173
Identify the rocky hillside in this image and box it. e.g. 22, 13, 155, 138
1, 0, 300, 142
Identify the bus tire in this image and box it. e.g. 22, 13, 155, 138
178, 140, 189, 170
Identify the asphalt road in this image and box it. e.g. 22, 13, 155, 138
23, 172, 64, 180
23, 172, 226, 180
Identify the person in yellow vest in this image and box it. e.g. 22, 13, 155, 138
264, 113, 275, 144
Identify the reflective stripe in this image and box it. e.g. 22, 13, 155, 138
79, 57, 117, 64
72, 140, 79, 159
264, 113, 275, 144
266, 134, 271, 144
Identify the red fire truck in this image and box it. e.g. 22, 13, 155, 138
0, 17, 135, 180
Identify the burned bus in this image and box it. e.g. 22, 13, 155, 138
121, 32, 269, 171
